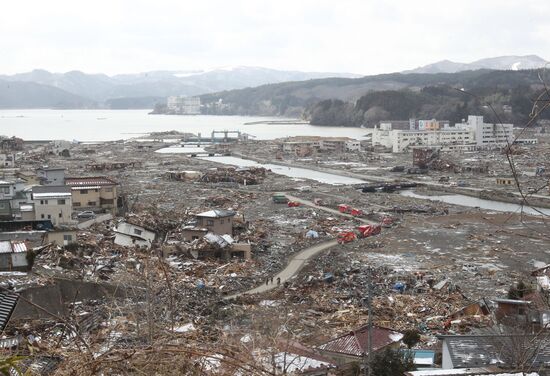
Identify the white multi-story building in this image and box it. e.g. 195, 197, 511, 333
167, 96, 201, 114
282, 137, 361, 153
32, 186, 73, 226
456, 115, 514, 147
372, 115, 514, 153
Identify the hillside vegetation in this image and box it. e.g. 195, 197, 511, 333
200, 69, 550, 125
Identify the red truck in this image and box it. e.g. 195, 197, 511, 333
338, 204, 363, 216
356, 224, 382, 238
287, 201, 301, 207
338, 204, 351, 213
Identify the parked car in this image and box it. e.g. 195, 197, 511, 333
272, 193, 289, 204
77, 211, 96, 219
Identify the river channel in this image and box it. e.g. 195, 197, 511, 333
401, 190, 550, 216
199, 156, 366, 185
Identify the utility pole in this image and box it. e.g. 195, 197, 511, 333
364, 270, 373, 376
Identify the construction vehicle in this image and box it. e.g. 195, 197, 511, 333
287, 201, 301, 207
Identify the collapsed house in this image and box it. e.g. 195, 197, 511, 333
114, 221, 157, 249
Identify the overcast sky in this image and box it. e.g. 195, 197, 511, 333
1, 0, 549, 75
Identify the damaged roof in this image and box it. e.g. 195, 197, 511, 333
0, 241, 28, 254
439, 334, 550, 369
316, 325, 403, 357
196, 209, 236, 218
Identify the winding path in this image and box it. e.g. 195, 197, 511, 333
225, 239, 339, 299
225, 193, 377, 299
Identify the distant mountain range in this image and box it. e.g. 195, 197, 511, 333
0, 55, 548, 109
0, 67, 361, 109
404, 55, 548, 74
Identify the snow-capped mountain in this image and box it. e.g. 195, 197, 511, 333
404, 55, 548, 74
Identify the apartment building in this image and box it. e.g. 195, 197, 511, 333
32, 186, 73, 226
456, 115, 514, 147
372, 115, 514, 153
65, 177, 119, 214
282, 136, 361, 154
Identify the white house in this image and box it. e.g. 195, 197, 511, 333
32, 186, 73, 226
114, 221, 156, 249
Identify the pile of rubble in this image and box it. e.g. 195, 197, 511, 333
199, 167, 268, 185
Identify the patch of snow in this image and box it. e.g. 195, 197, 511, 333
389, 332, 404, 342
511, 62, 522, 70
240, 334, 252, 343
273, 352, 330, 373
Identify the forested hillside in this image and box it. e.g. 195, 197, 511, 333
200, 69, 550, 125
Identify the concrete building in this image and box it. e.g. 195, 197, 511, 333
46, 228, 78, 246
31, 186, 73, 226
0, 153, 15, 168
36, 167, 66, 186
114, 221, 156, 249
372, 115, 513, 153
65, 177, 119, 214
282, 136, 361, 154
167, 96, 201, 114
372, 123, 474, 153
456, 115, 514, 147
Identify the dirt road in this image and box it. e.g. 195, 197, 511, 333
225, 193, 380, 300
225, 239, 339, 299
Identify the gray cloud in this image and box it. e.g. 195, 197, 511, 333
1, 0, 548, 75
